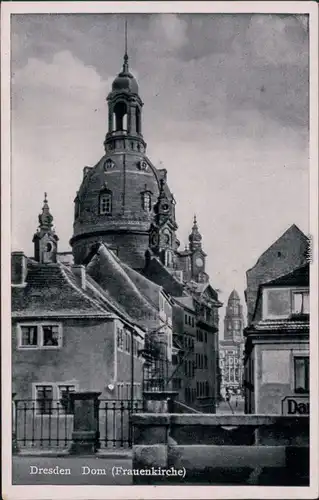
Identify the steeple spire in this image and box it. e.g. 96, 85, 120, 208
189, 214, 202, 250
38, 192, 54, 230
33, 193, 59, 263
123, 19, 129, 73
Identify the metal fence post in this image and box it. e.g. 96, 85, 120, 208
12, 393, 19, 454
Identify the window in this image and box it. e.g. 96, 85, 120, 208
99, 191, 112, 215
113, 101, 128, 131
204, 332, 207, 343
205, 381, 209, 397
139, 160, 148, 171
136, 107, 141, 134
133, 338, 138, 357
104, 158, 115, 170
264, 289, 290, 318
35, 385, 53, 415
117, 382, 124, 400
34, 382, 77, 416
124, 330, 131, 353
293, 291, 310, 315
117, 328, 124, 350
18, 324, 62, 349
263, 287, 309, 319
204, 355, 208, 369
233, 320, 241, 330
20, 326, 38, 347
294, 357, 309, 393
58, 385, 76, 414
42, 326, 59, 346
74, 198, 80, 219
142, 192, 152, 211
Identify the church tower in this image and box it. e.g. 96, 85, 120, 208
223, 290, 244, 343
33, 193, 59, 263
70, 29, 176, 270
149, 177, 178, 268
188, 216, 208, 283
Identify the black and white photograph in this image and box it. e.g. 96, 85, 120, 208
1, 1, 318, 499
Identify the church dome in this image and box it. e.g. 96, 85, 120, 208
189, 215, 202, 243
70, 152, 173, 269
111, 54, 139, 94
229, 289, 240, 301
112, 70, 139, 94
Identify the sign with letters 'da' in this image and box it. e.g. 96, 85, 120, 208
282, 396, 309, 415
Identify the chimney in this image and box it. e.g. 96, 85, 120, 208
11, 252, 27, 285
72, 264, 86, 290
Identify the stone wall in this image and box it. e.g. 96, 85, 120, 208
132, 413, 309, 485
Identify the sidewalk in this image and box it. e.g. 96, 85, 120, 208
16, 448, 132, 458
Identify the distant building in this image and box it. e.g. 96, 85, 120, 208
219, 290, 245, 396
243, 225, 309, 414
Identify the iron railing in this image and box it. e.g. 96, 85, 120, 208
98, 399, 144, 448
14, 399, 144, 449
14, 400, 73, 448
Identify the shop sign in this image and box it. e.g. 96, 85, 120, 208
281, 396, 309, 415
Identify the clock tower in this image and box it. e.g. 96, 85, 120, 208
188, 216, 208, 283
149, 177, 179, 268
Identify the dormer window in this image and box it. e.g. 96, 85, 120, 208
99, 190, 112, 215
262, 287, 310, 320
292, 291, 309, 314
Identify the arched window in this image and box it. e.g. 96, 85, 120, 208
165, 251, 173, 267
163, 230, 171, 246
104, 158, 115, 170
136, 107, 141, 134
99, 189, 112, 215
113, 101, 128, 132
74, 197, 80, 219
142, 192, 152, 211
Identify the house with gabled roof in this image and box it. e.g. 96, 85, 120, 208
12, 196, 175, 407
244, 225, 310, 415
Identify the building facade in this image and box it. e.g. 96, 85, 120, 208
12, 47, 222, 416
12, 197, 176, 403
68, 50, 222, 410
243, 225, 310, 414
219, 290, 245, 397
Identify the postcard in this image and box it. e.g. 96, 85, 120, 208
1, 1, 318, 499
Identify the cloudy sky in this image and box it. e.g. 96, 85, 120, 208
11, 12, 309, 331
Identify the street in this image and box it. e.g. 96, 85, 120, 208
12, 456, 133, 485
216, 398, 245, 414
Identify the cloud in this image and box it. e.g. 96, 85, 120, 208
10, 13, 310, 325
13, 50, 105, 92
148, 14, 188, 51
246, 14, 308, 66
